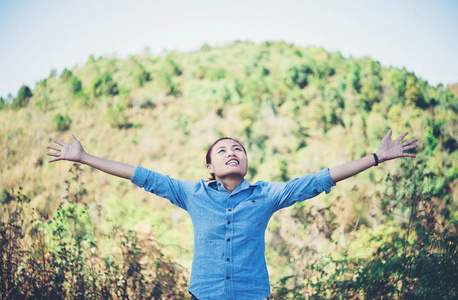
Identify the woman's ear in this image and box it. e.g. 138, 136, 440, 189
206, 163, 213, 174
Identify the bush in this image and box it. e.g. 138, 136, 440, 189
0, 165, 189, 299
128, 60, 150, 88
163, 57, 182, 76
207, 68, 227, 81
271, 160, 458, 299
52, 113, 72, 131
155, 69, 176, 95
200, 43, 212, 52
68, 76, 82, 95
60, 68, 73, 80
193, 65, 206, 79
91, 72, 118, 97
0, 97, 5, 110
104, 104, 129, 129
11, 85, 32, 109
287, 64, 313, 89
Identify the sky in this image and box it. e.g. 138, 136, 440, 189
1, 0, 457, 99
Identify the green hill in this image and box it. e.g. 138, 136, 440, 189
1, 41, 457, 298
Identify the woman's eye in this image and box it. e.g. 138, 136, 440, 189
235, 147, 241, 151
218, 149, 225, 154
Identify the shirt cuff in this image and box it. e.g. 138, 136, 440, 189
315, 168, 336, 194
130, 166, 149, 188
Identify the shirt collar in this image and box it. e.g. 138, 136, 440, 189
206, 179, 257, 192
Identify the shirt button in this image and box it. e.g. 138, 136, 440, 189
227, 258, 230, 261
227, 238, 230, 242
227, 221, 231, 224
228, 209, 232, 212
252, 200, 255, 203
226, 276, 230, 280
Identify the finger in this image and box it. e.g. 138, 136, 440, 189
403, 153, 416, 158
384, 129, 392, 140
395, 132, 409, 142
47, 145, 61, 151
48, 157, 62, 163
53, 139, 65, 146
401, 138, 418, 146
403, 144, 418, 151
71, 134, 78, 143
47, 152, 60, 157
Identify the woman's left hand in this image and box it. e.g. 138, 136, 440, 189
376, 129, 418, 163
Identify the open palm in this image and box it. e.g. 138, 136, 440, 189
378, 129, 418, 162
47, 134, 85, 163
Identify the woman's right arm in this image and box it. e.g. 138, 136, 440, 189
46, 134, 135, 180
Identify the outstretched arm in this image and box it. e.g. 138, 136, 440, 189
329, 129, 418, 183
46, 134, 135, 180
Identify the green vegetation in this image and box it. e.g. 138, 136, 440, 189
91, 72, 118, 98
67, 76, 82, 95
11, 85, 32, 109
1, 41, 456, 298
52, 113, 72, 131
104, 103, 129, 129
0, 165, 187, 299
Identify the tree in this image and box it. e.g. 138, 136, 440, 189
0, 97, 5, 110
91, 72, 118, 97
12, 85, 32, 109
67, 76, 82, 95
405, 76, 426, 108
60, 68, 73, 80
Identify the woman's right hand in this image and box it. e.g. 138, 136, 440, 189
47, 134, 86, 163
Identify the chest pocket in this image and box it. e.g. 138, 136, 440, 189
234, 197, 271, 229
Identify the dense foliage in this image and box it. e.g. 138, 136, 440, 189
1, 41, 456, 299
1, 165, 187, 299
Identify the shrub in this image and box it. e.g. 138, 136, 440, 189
163, 57, 182, 76
52, 113, 72, 131
68, 76, 82, 94
287, 64, 313, 89
91, 72, 118, 97
0, 97, 5, 110
155, 69, 175, 95
60, 68, 73, 80
0, 165, 189, 299
271, 160, 458, 299
11, 85, 32, 109
49, 68, 57, 78
200, 43, 212, 52
104, 104, 129, 129
128, 59, 150, 88
34, 94, 53, 111
207, 68, 227, 81
405, 76, 427, 108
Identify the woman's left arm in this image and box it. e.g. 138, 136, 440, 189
329, 129, 418, 183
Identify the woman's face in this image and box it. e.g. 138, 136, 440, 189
206, 139, 248, 181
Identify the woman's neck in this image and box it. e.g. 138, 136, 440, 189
215, 175, 244, 193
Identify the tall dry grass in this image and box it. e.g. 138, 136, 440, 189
0, 164, 188, 299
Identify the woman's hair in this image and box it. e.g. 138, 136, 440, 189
206, 137, 246, 181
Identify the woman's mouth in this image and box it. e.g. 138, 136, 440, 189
226, 159, 239, 165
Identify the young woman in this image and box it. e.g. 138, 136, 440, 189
47, 130, 418, 300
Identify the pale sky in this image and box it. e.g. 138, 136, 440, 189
1, 0, 457, 99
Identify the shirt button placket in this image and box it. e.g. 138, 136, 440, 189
225, 195, 234, 297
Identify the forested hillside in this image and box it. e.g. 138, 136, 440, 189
1, 41, 457, 299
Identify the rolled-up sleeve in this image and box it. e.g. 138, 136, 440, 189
271, 168, 336, 212
313, 167, 336, 194
131, 166, 192, 211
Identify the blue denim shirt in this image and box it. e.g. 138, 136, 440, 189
131, 166, 336, 300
